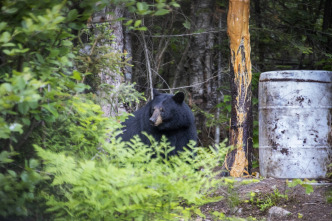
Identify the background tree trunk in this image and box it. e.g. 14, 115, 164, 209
187, 0, 216, 146
225, 0, 253, 177
123, 9, 133, 83
91, 6, 125, 117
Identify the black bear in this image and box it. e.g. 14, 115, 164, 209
120, 89, 197, 156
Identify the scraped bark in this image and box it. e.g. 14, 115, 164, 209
225, 0, 253, 177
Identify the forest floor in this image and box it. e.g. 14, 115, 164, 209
199, 174, 332, 221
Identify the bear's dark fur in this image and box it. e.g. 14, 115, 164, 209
120, 89, 197, 156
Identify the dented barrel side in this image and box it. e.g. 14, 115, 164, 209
259, 70, 332, 178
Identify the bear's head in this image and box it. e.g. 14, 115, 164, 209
149, 89, 192, 131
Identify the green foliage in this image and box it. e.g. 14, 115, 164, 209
35, 128, 229, 220
193, 94, 231, 138
0, 1, 103, 217
0, 150, 44, 217
124, 0, 180, 30
0, 0, 103, 148
211, 210, 227, 220
245, 179, 314, 212
33, 95, 121, 158
248, 189, 288, 211
286, 179, 314, 195
211, 211, 257, 221
222, 178, 260, 212
0, 0, 145, 218
0, 69, 45, 141
76, 23, 126, 80
326, 190, 332, 204
251, 0, 332, 71
75, 23, 145, 113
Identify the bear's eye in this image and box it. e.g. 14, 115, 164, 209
160, 108, 164, 112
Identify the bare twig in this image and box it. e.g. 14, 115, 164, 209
151, 29, 226, 38
141, 30, 154, 99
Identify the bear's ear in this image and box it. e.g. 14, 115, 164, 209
153, 88, 161, 97
173, 92, 184, 104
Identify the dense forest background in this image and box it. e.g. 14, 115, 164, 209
0, 0, 331, 220
120, 0, 332, 147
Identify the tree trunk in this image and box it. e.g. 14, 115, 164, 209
91, 6, 125, 117
215, 12, 224, 145
123, 9, 133, 82
225, 0, 253, 177
187, 0, 216, 146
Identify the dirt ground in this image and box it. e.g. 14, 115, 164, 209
200, 176, 332, 221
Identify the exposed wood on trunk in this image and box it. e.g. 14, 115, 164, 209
225, 0, 253, 177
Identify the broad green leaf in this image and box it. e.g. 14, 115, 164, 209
2, 43, 16, 47
9, 123, 23, 133
0, 151, 16, 164
29, 159, 39, 169
136, 27, 147, 31
183, 20, 191, 29
18, 102, 29, 114
8, 170, 17, 177
21, 118, 31, 126
28, 101, 39, 109
125, 19, 133, 26
136, 2, 150, 15
62, 40, 72, 47
74, 83, 87, 92
36, 53, 44, 63
72, 70, 82, 81
21, 171, 29, 182
303, 184, 314, 194
0, 32, 11, 43
154, 9, 169, 16
170, 2, 180, 7
136, 2, 144, 11
49, 49, 60, 58
156, 2, 166, 9
42, 104, 59, 118
0, 83, 12, 93
67, 9, 78, 21
134, 20, 142, 28
0, 129, 10, 139
0, 22, 7, 31
3, 7, 18, 14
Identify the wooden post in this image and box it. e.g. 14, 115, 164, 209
225, 0, 253, 177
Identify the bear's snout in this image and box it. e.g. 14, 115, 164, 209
150, 108, 163, 126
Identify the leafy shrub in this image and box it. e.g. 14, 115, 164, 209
0, 151, 44, 217
0, 1, 226, 220
0, 0, 136, 218
35, 121, 229, 220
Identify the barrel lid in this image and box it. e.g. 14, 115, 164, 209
260, 70, 332, 83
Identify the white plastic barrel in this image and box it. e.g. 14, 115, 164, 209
259, 70, 332, 178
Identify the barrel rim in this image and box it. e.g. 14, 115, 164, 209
260, 70, 332, 82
